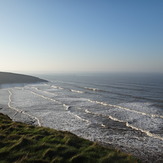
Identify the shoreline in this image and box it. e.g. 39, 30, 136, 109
0, 112, 140, 163
0, 104, 162, 163
1, 98, 163, 163
0, 71, 162, 162
0, 86, 163, 163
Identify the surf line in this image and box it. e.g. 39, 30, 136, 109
87, 99, 163, 119
85, 108, 163, 141
70, 89, 83, 94
30, 90, 62, 105
30, 90, 78, 112
7, 89, 41, 127
26, 86, 58, 97
31, 86, 57, 96
30, 90, 89, 123
30, 90, 70, 111
70, 110, 90, 123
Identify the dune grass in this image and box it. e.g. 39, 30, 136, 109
0, 113, 140, 163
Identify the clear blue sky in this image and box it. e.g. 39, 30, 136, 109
0, 0, 163, 73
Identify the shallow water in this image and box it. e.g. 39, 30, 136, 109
0, 73, 163, 162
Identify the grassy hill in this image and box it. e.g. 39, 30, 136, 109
0, 72, 47, 85
0, 113, 140, 163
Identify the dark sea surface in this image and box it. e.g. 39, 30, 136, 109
0, 73, 163, 162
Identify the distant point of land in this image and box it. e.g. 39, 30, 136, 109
0, 72, 48, 85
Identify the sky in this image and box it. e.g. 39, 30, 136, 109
0, 0, 163, 74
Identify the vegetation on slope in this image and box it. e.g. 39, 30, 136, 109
0, 72, 47, 85
0, 113, 140, 163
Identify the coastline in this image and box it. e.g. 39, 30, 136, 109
0, 72, 48, 85
0, 112, 139, 163
0, 72, 162, 162
0, 88, 162, 163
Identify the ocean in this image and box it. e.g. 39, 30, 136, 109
0, 73, 163, 162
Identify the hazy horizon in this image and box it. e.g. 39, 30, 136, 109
1, 0, 163, 74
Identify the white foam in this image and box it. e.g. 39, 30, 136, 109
120, 102, 163, 116
70, 89, 83, 94
84, 87, 98, 91
101, 124, 106, 128
87, 99, 163, 119
27, 86, 56, 96
30, 91, 61, 105
71, 113, 90, 123
51, 85, 57, 89
126, 122, 163, 141
58, 87, 63, 90
85, 109, 92, 114
84, 107, 163, 141
63, 104, 70, 110
8, 89, 41, 126
29, 89, 89, 125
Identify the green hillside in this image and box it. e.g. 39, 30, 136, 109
0, 72, 47, 85
0, 113, 140, 163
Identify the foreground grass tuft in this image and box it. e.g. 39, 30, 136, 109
0, 113, 140, 163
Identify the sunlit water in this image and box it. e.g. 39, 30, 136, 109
0, 74, 163, 162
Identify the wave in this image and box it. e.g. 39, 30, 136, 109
58, 87, 63, 90
70, 112, 90, 123
87, 99, 163, 119
30, 85, 84, 97
7, 86, 163, 141
51, 80, 74, 85
22, 85, 163, 121
38, 84, 163, 105
126, 122, 163, 141
84, 87, 163, 103
118, 81, 163, 89
63, 104, 70, 110
70, 89, 83, 94
29, 90, 76, 113
84, 83, 146, 92
84, 87, 99, 91
29, 89, 90, 123
31, 84, 64, 90
12, 85, 163, 139
28, 86, 57, 96
52, 85, 83, 94
53, 79, 151, 93
26, 87, 74, 111
30, 91, 61, 105
7, 89, 41, 126
101, 124, 106, 128
84, 108, 163, 141
51, 85, 57, 89
50, 78, 148, 92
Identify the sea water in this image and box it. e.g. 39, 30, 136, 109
0, 73, 163, 162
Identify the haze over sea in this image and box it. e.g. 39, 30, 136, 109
1, 0, 163, 162
0, 73, 163, 162
1, 0, 163, 74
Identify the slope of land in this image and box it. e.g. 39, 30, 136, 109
0, 72, 47, 85
0, 113, 140, 163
